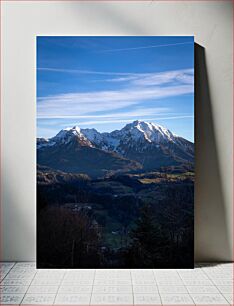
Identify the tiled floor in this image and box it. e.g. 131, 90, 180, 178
0, 262, 233, 305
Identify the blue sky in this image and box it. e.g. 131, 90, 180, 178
37, 36, 194, 141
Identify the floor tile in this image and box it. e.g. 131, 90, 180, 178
222, 293, 233, 304
67, 268, 95, 273
35, 274, 64, 280
156, 279, 184, 285
217, 285, 233, 293
91, 294, 133, 305
0, 262, 233, 306
27, 285, 59, 294
160, 294, 194, 305
155, 275, 181, 280
0, 294, 24, 305
0, 285, 28, 294
186, 285, 219, 293
132, 272, 154, 278
62, 278, 93, 285
54, 294, 90, 305
96, 270, 130, 276
31, 278, 61, 286
212, 279, 233, 285
0, 272, 10, 280
58, 285, 92, 294
132, 276, 155, 281
132, 279, 156, 285
21, 293, 56, 305
4, 273, 35, 280
0, 279, 32, 286
95, 274, 131, 279
37, 270, 64, 274
10, 267, 35, 273
62, 276, 93, 282
93, 279, 132, 285
93, 285, 132, 294
134, 294, 161, 305
158, 285, 187, 294
208, 275, 232, 281
133, 285, 158, 294
0, 268, 14, 275
190, 293, 230, 305
181, 279, 213, 285
180, 275, 209, 280
63, 272, 93, 279
155, 273, 180, 277
0, 262, 16, 269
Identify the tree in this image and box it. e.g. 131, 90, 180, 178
37, 206, 102, 268
127, 205, 168, 268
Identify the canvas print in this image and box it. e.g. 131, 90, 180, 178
37, 36, 194, 268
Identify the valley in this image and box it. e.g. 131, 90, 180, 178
37, 121, 194, 268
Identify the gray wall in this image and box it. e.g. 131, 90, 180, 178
1, 1, 233, 262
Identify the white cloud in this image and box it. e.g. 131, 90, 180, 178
37, 84, 193, 118
37, 67, 194, 87
37, 66, 194, 120
37, 107, 170, 119
100, 41, 193, 53
132, 69, 194, 86
37, 67, 136, 76
106, 69, 194, 86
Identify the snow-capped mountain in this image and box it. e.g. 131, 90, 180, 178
37, 120, 194, 172
51, 126, 93, 147
81, 120, 194, 168
81, 120, 179, 149
37, 125, 142, 177
37, 126, 92, 150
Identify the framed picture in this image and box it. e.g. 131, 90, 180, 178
37, 36, 194, 268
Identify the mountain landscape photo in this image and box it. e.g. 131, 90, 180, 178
37, 36, 194, 268
37, 121, 194, 177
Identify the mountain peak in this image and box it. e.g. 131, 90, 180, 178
51, 125, 93, 146
64, 125, 81, 134
121, 120, 175, 143
127, 120, 161, 131
72, 125, 80, 131
37, 120, 194, 170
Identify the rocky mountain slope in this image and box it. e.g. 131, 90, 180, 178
37, 121, 194, 175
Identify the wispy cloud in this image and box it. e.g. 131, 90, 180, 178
37, 67, 137, 76
37, 67, 194, 122
37, 84, 193, 118
100, 41, 194, 53
37, 68, 194, 86
37, 107, 170, 119
106, 69, 194, 86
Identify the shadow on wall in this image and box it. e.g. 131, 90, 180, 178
3, 164, 36, 261
68, 2, 148, 35
195, 44, 231, 262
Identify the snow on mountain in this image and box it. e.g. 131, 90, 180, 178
111, 120, 177, 144
81, 120, 179, 151
81, 120, 194, 168
52, 126, 88, 144
37, 121, 188, 150
37, 120, 194, 170
37, 121, 193, 159
37, 138, 52, 149
81, 128, 120, 151
80, 128, 109, 149
37, 126, 93, 149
